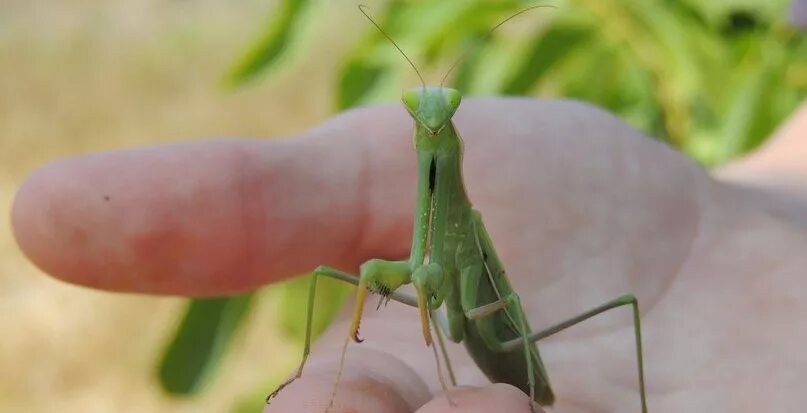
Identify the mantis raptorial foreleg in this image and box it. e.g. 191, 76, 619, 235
267, 265, 457, 404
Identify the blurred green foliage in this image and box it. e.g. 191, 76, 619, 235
159, 294, 254, 395
158, 0, 805, 410
232, 0, 805, 164
225, 0, 316, 86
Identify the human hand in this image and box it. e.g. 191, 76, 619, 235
12, 98, 807, 412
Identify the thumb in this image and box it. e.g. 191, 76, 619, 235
416, 384, 544, 413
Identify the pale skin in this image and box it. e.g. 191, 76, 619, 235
11, 98, 807, 412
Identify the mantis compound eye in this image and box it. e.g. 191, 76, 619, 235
402, 89, 420, 113
443, 88, 461, 111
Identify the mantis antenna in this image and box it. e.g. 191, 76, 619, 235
358, 4, 426, 90
440, 4, 556, 88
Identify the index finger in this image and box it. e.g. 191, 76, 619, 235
11, 106, 414, 295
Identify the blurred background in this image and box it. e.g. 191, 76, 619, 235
1, 1, 804, 412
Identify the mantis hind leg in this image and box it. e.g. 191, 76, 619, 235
461, 289, 548, 412
469, 212, 647, 411
501, 294, 649, 413
462, 212, 553, 409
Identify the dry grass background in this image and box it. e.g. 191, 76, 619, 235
0, 1, 360, 411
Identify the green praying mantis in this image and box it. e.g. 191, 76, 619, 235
266, 5, 649, 412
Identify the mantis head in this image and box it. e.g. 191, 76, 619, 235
403, 87, 461, 136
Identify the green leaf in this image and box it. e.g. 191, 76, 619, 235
158, 294, 254, 395
718, 70, 770, 162
671, 0, 792, 28
225, 0, 314, 87
337, 58, 388, 110
231, 396, 265, 413
229, 364, 297, 413
450, 33, 490, 94
230, 384, 271, 413
717, 33, 803, 162
411, 1, 522, 66
502, 23, 593, 95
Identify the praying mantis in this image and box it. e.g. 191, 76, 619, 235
267, 5, 649, 412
